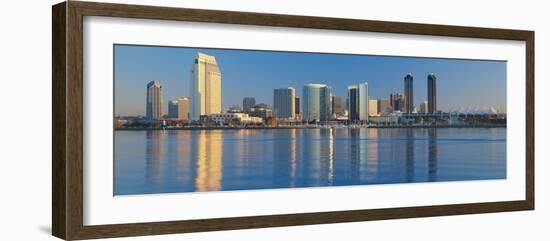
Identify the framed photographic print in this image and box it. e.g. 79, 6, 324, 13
52, 1, 534, 240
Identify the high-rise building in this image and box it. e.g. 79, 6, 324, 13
273, 87, 296, 119
427, 73, 438, 113
389, 93, 405, 112
368, 98, 378, 116
332, 96, 345, 116
302, 84, 332, 122
168, 97, 190, 120
190, 53, 222, 120
295, 96, 300, 114
146, 80, 163, 121
242, 97, 256, 111
420, 100, 429, 113
378, 99, 390, 115
404, 73, 414, 113
347, 82, 369, 122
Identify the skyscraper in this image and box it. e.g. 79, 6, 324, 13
404, 73, 414, 113
146, 80, 163, 121
331, 96, 345, 116
190, 53, 222, 120
428, 73, 438, 113
242, 97, 256, 111
389, 92, 405, 112
302, 84, 332, 122
273, 87, 296, 119
347, 82, 369, 122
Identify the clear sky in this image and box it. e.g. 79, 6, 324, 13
114, 44, 506, 116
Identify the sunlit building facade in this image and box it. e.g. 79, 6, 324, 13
190, 53, 222, 120
368, 98, 378, 116
146, 80, 163, 121
273, 87, 296, 119
168, 97, 190, 120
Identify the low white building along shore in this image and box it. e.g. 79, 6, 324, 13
208, 113, 263, 125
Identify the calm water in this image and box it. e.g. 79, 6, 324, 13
114, 128, 506, 195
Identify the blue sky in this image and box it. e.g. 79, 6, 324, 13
114, 44, 506, 116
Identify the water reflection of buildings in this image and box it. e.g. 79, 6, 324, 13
174, 130, 193, 184
427, 128, 438, 181
348, 128, 365, 182
405, 129, 415, 182
366, 128, 379, 180
301, 129, 334, 186
192, 130, 223, 192
273, 129, 298, 187
145, 131, 166, 183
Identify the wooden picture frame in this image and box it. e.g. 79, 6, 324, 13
52, 1, 534, 240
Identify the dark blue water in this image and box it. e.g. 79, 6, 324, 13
114, 128, 506, 195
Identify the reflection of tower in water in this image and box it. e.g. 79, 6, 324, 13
301, 128, 333, 186
193, 130, 223, 192
366, 128, 379, 181
174, 130, 194, 184
427, 128, 438, 181
348, 128, 364, 182
145, 131, 166, 183
405, 128, 415, 182
272, 129, 298, 187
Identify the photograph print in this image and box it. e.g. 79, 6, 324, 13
114, 44, 506, 195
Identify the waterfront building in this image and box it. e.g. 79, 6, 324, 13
273, 87, 296, 119
302, 84, 332, 122
428, 73, 438, 113
190, 53, 222, 120
332, 96, 345, 116
167, 97, 190, 120
168, 100, 178, 119
347, 82, 369, 122
420, 100, 429, 113
245, 104, 273, 121
208, 113, 263, 125
368, 98, 379, 116
369, 114, 400, 125
404, 73, 414, 113
389, 92, 405, 112
146, 80, 163, 121
242, 97, 256, 111
378, 99, 391, 115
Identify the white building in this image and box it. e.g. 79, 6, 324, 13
209, 113, 263, 125
190, 53, 222, 120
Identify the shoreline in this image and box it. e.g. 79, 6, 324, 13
115, 124, 506, 131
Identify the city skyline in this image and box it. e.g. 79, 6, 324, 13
115, 44, 506, 116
